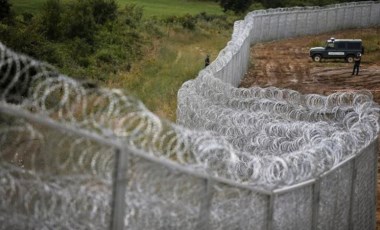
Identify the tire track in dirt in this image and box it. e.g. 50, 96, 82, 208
240, 28, 380, 228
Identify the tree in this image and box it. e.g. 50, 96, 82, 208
63, 0, 97, 43
0, 0, 11, 21
259, 0, 284, 8
61, 0, 118, 43
219, 0, 253, 13
124, 4, 143, 28
41, 0, 63, 40
91, 0, 118, 24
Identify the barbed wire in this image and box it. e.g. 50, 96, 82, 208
0, 1, 379, 228
1, 37, 379, 190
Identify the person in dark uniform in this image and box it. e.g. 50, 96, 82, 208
204, 54, 210, 67
352, 52, 361, 76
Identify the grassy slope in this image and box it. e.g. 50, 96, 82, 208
10, 0, 230, 121
107, 27, 231, 121
11, 0, 224, 16
10, 0, 47, 13
125, 0, 223, 17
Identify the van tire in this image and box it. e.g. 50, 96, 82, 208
346, 55, 354, 63
313, 54, 322, 62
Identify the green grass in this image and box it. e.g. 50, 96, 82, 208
11, 0, 224, 17
124, 0, 223, 18
107, 27, 231, 121
9, 0, 230, 121
10, 0, 47, 13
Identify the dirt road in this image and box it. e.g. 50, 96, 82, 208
240, 28, 380, 228
241, 28, 380, 96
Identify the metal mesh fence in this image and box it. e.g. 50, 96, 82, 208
195, 1, 380, 87
0, 1, 380, 230
0, 113, 114, 230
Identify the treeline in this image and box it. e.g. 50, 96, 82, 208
259, 0, 369, 8
218, 0, 371, 13
0, 0, 148, 81
0, 0, 232, 82
1, 0, 366, 82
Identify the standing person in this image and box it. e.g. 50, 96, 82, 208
204, 54, 210, 67
352, 53, 361, 76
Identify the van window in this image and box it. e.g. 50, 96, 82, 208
326, 42, 334, 48
336, 42, 346, 49
347, 42, 361, 49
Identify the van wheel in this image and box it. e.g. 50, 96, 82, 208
313, 54, 322, 62
346, 55, 354, 63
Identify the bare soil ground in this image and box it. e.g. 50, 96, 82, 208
240, 28, 380, 228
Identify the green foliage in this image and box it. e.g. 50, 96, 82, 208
22, 12, 34, 23
91, 0, 118, 24
0, 0, 11, 21
120, 0, 223, 18
1, 0, 144, 80
308, 39, 324, 48
41, 0, 62, 40
179, 14, 196, 30
361, 33, 380, 54
11, 0, 223, 18
69, 37, 94, 65
62, 0, 97, 43
118, 25, 231, 120
124, 4, 143, 28
162, 12, 234, 31
0, 18, 61, 64
248, 2, 265, 11
258, 0, 359, 8
1, 0, 230, 120
259, 0, 284, 8
219, 0, 253, 13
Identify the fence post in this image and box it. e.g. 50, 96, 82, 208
348, 157, 357, 230
196, 178, 214, 230
334, 7, 338, 31
368, 4, 372, 26
342, 6, 347, 29
267, 14, 272, 41
378, 2, 380, 27
110, 147, 129, 230
316, 10, 320, 34
259, 15, 264, 41
266, 194, 274, 230
311, 179, 321, 230
305, 11, 310, 35
283, 12, 289, 38
295, 11, 299, 36
371, 140, 378, 229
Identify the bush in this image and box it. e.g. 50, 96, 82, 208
163, 15, 179, 25
142, 18, 164, 37
62, 0, 97, 43
22, 12, 34, 23
92, 0, 118, 24
179, 14, 196, 30
37, 42, 64, 66
41, 0, 63, 40
0, 0, 11, 21
95, 45, 126, 64
124, 4, 143, 28
219, 0, 253, 13
196, 12, 215, 22
0, 19, 49, 58
69, 37, 93, 64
